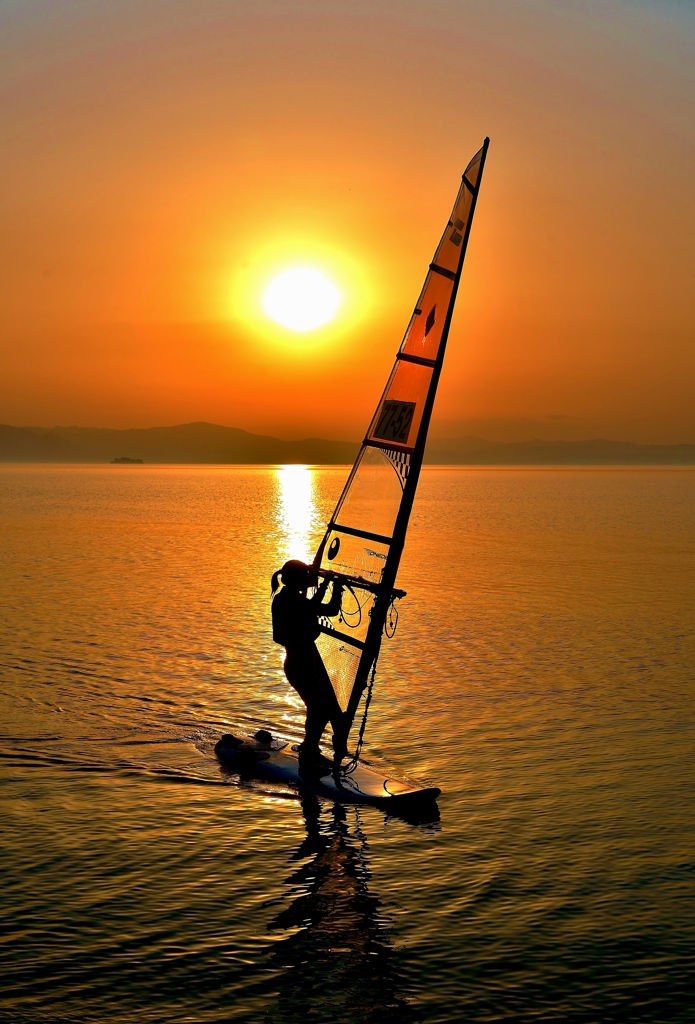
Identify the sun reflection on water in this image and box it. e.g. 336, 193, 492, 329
275, 465, 317, 563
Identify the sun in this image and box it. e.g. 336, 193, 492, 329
263, 268, 341, 332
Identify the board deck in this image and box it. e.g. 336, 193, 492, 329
215, 733, 440, 811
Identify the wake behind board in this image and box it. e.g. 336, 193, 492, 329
215, 732, 440, 811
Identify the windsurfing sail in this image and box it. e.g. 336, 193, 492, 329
312, 138, 490, 739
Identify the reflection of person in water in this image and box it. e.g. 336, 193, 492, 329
269, 797, 415, 1022
271, 559, 347, 763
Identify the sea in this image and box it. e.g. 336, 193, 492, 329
1, 464, 693, 1023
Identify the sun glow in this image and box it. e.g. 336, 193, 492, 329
226, 237, 371, 351
264, 268, 341, 332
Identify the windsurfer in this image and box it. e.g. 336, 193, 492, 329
271, 559, 348, 764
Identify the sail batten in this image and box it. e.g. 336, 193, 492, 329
429, 263, 457, 280
328, 523, 393, 545
362, 438, 415, 456
312, 139, 489, 725
396, 353, 437, 368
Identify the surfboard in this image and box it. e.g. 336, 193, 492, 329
215, 732, 440, 811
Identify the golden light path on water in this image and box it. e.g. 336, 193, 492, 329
275, 464, 317, 563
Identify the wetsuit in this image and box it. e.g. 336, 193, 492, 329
272, 580, 345, 756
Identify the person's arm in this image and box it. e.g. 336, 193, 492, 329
317, 580, 343, 618
309, 576, 330, 605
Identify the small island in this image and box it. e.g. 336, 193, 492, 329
110, 456, 144, 463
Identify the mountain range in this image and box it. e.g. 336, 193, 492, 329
1, 422, 694, 465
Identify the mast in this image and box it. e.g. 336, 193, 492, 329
312, 138, 490, 744
344, 137, 489, 728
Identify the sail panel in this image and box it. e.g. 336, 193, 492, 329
400, 270, 454, 361
319, 529, 389, 589
366, 360, 433, 450
431, 184, 474, 274
315, 632, 361, 712
463, 145, 485, 188
333, 446, 403, 539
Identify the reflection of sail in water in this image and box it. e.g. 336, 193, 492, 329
276, 465, 317, 563
269, 799, 417, 1022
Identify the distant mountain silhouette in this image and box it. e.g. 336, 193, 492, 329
0, 425, 88, 462
426, 436, 695, 465
0, 422, 359, 464
1, 422, 694, 465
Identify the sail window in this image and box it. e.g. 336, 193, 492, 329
450, 230, 462, 246
424, 306, 436, 336
327, 536, 340, 560
334, 445, 403, 539
320, 529, 389, 588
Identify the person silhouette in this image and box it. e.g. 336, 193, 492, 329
271, 559, 347, 764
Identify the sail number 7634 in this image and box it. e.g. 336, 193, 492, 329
373, 400, 416, 444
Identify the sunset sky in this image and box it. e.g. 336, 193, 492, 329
2, 0, 694, 443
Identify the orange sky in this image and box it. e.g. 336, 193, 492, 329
1, 0, 694, 443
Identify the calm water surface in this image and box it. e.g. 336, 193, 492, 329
1, 465, 694, 1023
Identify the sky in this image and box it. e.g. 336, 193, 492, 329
1, 0, 694, 443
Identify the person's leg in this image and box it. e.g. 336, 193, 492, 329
302, 700, 330, 756
284, 653, 329, 756
329, 706, 349, 760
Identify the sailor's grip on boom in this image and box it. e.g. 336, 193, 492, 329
317, 566, 406, 602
